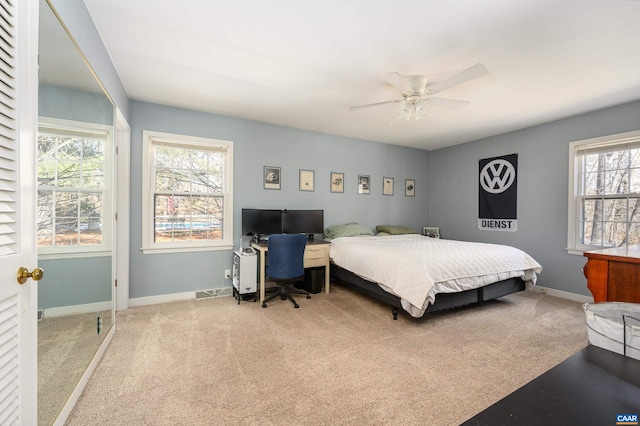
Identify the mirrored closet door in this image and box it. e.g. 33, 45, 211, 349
37, 0, 116, 424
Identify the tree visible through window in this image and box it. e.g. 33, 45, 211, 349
153, 144, 224, 243
578, 144, 640, 248
37, 124, 110, 251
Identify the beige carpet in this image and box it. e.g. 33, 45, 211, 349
65, 284, 588, 425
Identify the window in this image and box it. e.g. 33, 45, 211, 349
142, 130, 233, 254
37, 118, 113, 257
568, 130, 640, 253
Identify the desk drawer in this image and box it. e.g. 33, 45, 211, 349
304, 246, 327, 268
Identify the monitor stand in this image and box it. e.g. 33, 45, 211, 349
307, 233, 315, 241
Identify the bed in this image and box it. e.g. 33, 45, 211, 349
327, 227, 542, 319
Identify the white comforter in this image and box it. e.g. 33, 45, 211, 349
329, 234, 542, 318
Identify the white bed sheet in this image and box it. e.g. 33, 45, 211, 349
329, 234, 542, 318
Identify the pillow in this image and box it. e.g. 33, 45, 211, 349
323, 223, 374, 240
375, 231, 391, 236
375, 225, 417, 235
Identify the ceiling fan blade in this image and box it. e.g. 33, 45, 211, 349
382, 72, 409, 92
427, 97, 469, 110
383, 72, 429, 95
348, 99, 402, 111
427, 63, 487, 94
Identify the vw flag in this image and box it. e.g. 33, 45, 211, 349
478, 153, 517, 231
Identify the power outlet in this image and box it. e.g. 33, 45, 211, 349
224, 269, 231, 279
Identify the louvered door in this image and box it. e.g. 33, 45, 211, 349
0, 0, 38, 424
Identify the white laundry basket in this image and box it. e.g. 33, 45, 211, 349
583, 302, 640, 361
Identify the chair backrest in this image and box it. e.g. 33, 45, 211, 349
267, 234, 307, 280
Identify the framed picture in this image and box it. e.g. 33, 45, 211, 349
423, 227, 440, 238
358, 174, 370, 194
405, 179, 415, 197
264, 166, 281, 190
330, 172, 344, 193
383, 177, 394, 195
299, 169, 314, 191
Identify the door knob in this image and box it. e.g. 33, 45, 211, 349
17, 267, 44, 285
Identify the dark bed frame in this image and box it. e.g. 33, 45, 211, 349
331, 264, 526, 320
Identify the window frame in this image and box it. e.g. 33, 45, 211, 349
37, 117, 114, 260
567, 129, 640, 255
141, 130, 234, 254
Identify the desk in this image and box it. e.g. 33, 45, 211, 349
463, 345, 640, 425
583, 244, 640, 303
251, 240, 331, 303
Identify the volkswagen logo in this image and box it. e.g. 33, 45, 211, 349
480, 159, 515, 194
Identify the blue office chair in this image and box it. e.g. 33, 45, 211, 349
262, 233, 310, 308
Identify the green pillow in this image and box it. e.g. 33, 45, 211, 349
324, 223, 374, 240
375, 225, 417, 235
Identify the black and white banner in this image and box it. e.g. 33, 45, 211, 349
478, 153, 518, 231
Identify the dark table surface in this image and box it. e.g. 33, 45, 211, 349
462, 345, 640, 426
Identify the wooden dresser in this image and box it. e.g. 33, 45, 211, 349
583, 244, 640, 302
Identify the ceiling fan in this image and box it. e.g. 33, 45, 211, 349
349, 63, 488, 122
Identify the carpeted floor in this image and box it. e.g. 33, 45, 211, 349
65, 284, 588, 425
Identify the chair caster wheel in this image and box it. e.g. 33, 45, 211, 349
262, 303, 267, 308
294, 304, 299, 308
306, 295, 311, 299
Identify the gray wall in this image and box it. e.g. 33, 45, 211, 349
129, 101, 431, 298
430, 99, 640, 297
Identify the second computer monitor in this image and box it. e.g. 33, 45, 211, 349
282, 209, 324, 237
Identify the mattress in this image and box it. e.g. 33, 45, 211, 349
329, 234, 542, 317
584, 302, 640, 360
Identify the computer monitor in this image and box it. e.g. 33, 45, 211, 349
241, 209, 282, 238
282, 209, 324, 238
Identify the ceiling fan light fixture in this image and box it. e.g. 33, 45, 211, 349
414, 100, 428, 120
399, 101, 414, 121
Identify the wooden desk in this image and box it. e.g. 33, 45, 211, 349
583, 245, 640, 303
251, 240, 331, 303
463, 345, 640, 425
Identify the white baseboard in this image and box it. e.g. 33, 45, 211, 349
128, 287, 233, 308
44, 301, 112, 318
532, 286, 593, 304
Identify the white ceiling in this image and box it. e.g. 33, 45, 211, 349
82, 0, 640, 151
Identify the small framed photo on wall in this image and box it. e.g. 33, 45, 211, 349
299, 169, 315, 191
383, 177, 394, 196
264, 166, 281, 190
358, 175, 370, 194
405, 179, 415, 197
331, 172, 344, 193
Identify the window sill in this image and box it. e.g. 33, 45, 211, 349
38, 250, 113, 260
141, 244, 234, 255
566, 248, 585, 256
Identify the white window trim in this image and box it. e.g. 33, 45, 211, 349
37, 117, 114, 259
567, 129, 640, 255
141, 130, 234, 254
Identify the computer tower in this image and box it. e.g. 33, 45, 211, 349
232, 250, 257, 298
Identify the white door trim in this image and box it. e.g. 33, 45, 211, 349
115, 107, 131, 311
